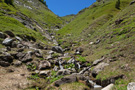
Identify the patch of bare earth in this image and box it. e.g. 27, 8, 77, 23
0, 65, 31, 90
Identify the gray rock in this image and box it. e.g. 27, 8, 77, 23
0, 54, 13, 67
102, 84, 114, 90
16, 36, 22, 41
13, 61, 22, 67
130, 1, 135, 5
4, 31, 15, 37
75, 47, 83, 55
54, 74, 77, 87
54, 73, 90, 87
0, 61, 10, 67
56, 69, 71, 76
92, 62, 109, 77
34, 49, 43, 58
0, 32, 6, 39
48, 50, 54, 54
46, 54, 52, 60
2, 38, 14, 46
95, 39, 101, 44
39, 70, 50, 77
35, 70, 40, 74
17, 44, 24, 48
94, 85, 102, 90
53, 66, 59, 71
127, 82, 135, 90
38, 61, 51, 70
16, 51, 33, 62
67, 58, 75, 64
11, 41, 17, 48
92, 57, 105, 66
79, 66, 91, 74
52, 46, 63, 54
21, 51, 33, 62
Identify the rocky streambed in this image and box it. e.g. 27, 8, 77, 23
0, 31, 127, 90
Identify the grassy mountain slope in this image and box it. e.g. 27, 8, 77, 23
0, 0, 64, 47
57, 0, 135, 89
61, 14, 75, 23
0, 1, 44, 44
14, 0, 63, 29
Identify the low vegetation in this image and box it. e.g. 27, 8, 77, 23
57, 0, 135, 89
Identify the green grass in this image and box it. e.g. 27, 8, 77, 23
47, 71, 64, 83
57, 0, 135, 89
57, 0, 133, 39
76, 56, 87, 63
14, 0, 63, 29
0, 0, 64, 45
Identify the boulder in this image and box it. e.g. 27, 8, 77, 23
75, 47, 84, 55
11, 41, 17, 48
0, 61, 10, 67
53, 66, 59, 71
52, 46, 63, 54
34, 49, 43, 58
38, 61, 51, 70
0, 54, 13, 67
22, 51, 33, 62
56, 69, 71, 76
48, 50, 54, 54
35, 43, 44, 49
95, 39, 101, 44
67, 58, 75, 64
127, 82, 135, 90
16, 36, 22, 41
2, 38, 14, 46
79, 66, 91, 74
92, 57, 105, 66
0, 32, 6, 39
92, 62, 109, 78
54, 73, 90, 87
54, 74, 77, 87
13, 61, 22, 67
46, 54, 52, 60
39, 70, 50, 77
4, 31, 15, 37
17, 44, 24, 48
89, 42, 94, 45
130, 1, 135, 5
16, 51, 33, 62
101, 84, 114, 90
94, 85, 102, 90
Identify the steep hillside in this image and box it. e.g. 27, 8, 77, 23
14, 0, 63, 29
1, 0, 135, 90
0, 0, 63, 46
57, 0, 135, 89
61, 14, 76, 24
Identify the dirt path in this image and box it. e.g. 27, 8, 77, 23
0, 65, 31, 90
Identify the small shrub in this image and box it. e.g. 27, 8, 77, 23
64, 63, 75, 69
76, 56, 87, 63
115, 0, 120, 9
27, 63, 37, 71
30, 73, 40, 79
47, 71, 63, 83
52, 53, 60, 58
4, 0, 14, 5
